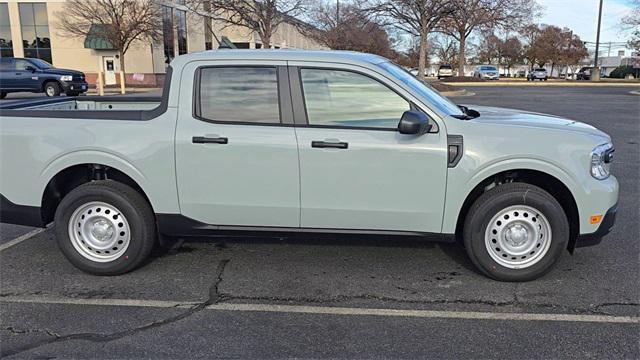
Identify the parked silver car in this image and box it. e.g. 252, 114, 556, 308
437, 64, 453, 79
528, 68, 548, 81
474, 65, 499, 80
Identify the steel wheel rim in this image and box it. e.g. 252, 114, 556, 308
46, 86, 55, 96
68, 201, 131, 262
484, 205, 552, 269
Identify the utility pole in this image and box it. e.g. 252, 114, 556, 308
593, 0, 603, 81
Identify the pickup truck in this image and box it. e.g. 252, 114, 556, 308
0, 50, 618, 281
0, 57, 88, 98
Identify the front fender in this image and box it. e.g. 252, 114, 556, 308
441, 157, 582, 234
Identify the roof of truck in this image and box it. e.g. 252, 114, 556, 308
170, 49, 390, 68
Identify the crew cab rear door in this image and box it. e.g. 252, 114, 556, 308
175, 61, 300, 227
289, 63, 448, 233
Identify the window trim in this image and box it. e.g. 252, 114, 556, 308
295, 66, 435, 132
192, 65, 292, 127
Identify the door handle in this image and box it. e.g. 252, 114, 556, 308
311, 140, 348, 149
192, 136, 228, 144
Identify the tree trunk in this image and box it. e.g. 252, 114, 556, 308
550, 62, 555, 78
458, 32, 466, 77
418, 29, 428, 81
262, 33, 271, 48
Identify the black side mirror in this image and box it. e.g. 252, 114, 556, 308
25, 66, 36, 72
398, 110, 432, 135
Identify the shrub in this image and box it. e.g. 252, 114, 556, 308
609, 65, 636, 79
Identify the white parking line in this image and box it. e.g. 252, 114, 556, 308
0, 227, 48, 252
1, 296, 637, 324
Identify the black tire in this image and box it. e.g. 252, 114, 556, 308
0, 92, 6, 99
463, 183, 569, 282
54, 180, 156, 275
66, 91, 81, 96
44, 81, 61, 96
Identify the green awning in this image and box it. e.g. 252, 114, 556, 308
84, 24, 115, 50
218, 36, 237, 49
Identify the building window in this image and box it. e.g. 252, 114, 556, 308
19, 3, 52, 63
176, 9, 187, 55
162, 6, 174, 64
0, 4, 13, 57
204, 19, 213, 50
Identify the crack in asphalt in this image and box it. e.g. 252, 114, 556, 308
0, 259, 230, 359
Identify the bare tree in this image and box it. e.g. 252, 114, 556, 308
500, 37, 524, 76
198, 0, 308, 48
441, 0, 535, 76
621, 0, 640, 51
57, 0, 162, 84
431, 35, 458, 66
302, 1, 397, 57
368, 0, 454, 80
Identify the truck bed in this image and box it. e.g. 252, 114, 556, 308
0, 95, 164, 120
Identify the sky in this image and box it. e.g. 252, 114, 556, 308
536, 0, 635, 56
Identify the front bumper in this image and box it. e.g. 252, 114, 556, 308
61, 81, 89, 93
575, 203, 618, 248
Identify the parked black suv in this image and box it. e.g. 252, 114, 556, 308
0, 57, 88, 98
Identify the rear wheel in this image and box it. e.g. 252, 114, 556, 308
66, 91, 81, 96
463, 183, 569, 282
44, 82, 61, 96
54, 180, 156, 275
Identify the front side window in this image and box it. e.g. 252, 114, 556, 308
19, 3, 51, 63
197, 67, 280, 124
300, 69, 410, 129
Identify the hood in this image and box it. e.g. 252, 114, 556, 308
465, 105, 610, 139
42, 68, 84, 77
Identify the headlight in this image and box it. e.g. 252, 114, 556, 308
590, 143, 614, 180
59, 75, 73, 81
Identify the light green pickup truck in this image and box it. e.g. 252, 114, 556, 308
0, 50, 618, 281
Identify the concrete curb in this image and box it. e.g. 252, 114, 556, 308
445, 82, 640, 87
440, 89, 475, 97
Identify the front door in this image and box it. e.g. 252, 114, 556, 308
175, 63, 300, 227
292, 65, 448, 233
102, 57, 116, 85
13, 59, 41, 91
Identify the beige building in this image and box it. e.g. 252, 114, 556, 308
0, 0, 325, 86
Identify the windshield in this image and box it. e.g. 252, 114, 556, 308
378, 61, 464, 116
29, 58, 53, 69
481, 66, 496, 71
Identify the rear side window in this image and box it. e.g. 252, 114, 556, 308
197, 67, 280, 124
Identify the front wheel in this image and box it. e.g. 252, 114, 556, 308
44, 82, 61, 96
54, 180, 156, 275
463, 183, 569, 282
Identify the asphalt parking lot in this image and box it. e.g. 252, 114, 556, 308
1, 86, 639, 358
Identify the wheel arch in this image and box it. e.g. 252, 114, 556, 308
40, 156, 154, 225
41, 79, 61, 92
452, 168, 580, 252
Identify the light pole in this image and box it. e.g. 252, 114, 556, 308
593, 0, 603, 81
